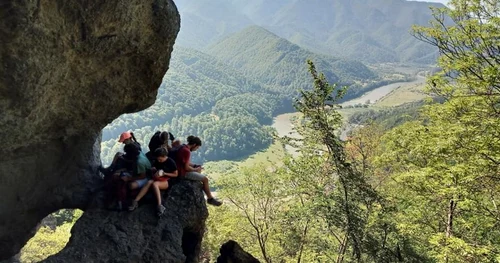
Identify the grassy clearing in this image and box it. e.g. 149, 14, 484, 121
338, 107, 373, 119
375, 83, 428, 107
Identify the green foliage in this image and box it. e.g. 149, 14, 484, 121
101, 36, 380, 164
360, 1, 500, 261
21, 210, 82, 263
204, 61, 410, 263
51, 209, 81, 226
347, 101, 424, 130
212, 93, 276, 125
207, 26, 377, 97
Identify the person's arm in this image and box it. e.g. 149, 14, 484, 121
185, 162, 198, 172
183, 151, 199, 172
164, 170, 178, 178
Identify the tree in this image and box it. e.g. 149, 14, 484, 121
211, 165, 317, 263
373, 1, 500, 261
288, 60, 382, 262
21, 210, 83, 262
204, 61, 420, 263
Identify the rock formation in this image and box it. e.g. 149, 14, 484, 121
43, 180, 208, 263
216, 240, 260, 263
0, 0, 180, 259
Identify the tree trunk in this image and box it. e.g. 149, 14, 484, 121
336, 235, 348, 263
445, 199, 457, 263
446, 200, 457, 238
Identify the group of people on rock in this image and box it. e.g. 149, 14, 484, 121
100, 131, 222, 217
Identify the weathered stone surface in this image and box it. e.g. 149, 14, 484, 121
43, 180, 208, 263
216, 240, 260, 263
0, 0, 180, 259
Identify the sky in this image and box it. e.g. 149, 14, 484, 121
408, 0, 449, 4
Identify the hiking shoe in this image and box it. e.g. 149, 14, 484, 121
157, 205, 166, 217
128, 200, 138, 211
207, 198, 222, 206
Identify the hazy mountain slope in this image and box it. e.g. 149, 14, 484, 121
207, 26, 376, 96
175, 0, 442, 64
174, 1, 253, 50
102, 46, 262, 141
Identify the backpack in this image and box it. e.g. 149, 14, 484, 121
168, 144, 186, 160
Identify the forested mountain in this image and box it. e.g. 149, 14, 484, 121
101, 31, 384, 163
208, 26, 375, 95
101, 46, 260, 140
175, 0, 442, 64
101, 46, 276, 164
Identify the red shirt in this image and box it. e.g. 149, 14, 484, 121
175, 145, 191, 177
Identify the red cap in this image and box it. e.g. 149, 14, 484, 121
119, 131, 132, 143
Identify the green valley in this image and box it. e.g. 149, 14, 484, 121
100, 26, 406, 164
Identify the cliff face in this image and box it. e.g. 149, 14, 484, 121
43, 181, 208, 263
0, 0, 180, 259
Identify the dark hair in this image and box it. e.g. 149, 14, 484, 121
159, 132, 169, 143
187, 135, 202, 146
154, 147, 168, 158
130, 132, 138, 143
124, 143, 140, 159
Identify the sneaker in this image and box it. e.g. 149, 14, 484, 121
207, 198, 222, 206
128, 200, 138, 211
157, 205, 166, 217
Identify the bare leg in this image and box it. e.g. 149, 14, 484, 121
133, 180, 154, 202
152, 181, 169, 205
202, 177, 213, 199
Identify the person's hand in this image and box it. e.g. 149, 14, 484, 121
195, 167, 202, 173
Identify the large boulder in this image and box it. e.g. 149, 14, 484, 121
43, 180, 208, 263
0, 0, 180, 259
216, 240, 260, 263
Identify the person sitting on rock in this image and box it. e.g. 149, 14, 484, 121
148, 131, 175, 152
174, 136, 222, 206
146, 131, 175, 161
122, 143, 154, 211
118, 131, 144, 153
150, 147, 178, 217
100, 131, 144, 176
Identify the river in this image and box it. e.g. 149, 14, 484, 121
271, 74, 426, 154
340, 73, 426, 107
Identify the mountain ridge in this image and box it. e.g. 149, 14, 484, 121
175, 0, 443, 64
207, 26, 376, 96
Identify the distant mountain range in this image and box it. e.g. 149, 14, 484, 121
207, 26, 376, 95
101, 1, 435, 162
101, 26, 385, 162
175, 0, 443, 64
103, 29, 378, 141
